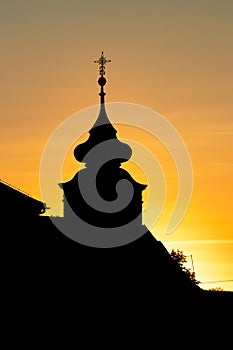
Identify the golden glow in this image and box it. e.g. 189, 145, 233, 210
0, 1, 232, 289
164, 240, 233, 292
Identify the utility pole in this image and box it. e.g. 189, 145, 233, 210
187, 254, 194, 273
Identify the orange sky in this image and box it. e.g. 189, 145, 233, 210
0, 1, 232, 287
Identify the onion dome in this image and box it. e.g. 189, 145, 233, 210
74, 51, 132, 164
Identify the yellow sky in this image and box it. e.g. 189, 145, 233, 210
1, 1, 232, 251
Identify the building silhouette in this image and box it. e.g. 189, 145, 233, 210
59, 51, 147, 232
2, 52, 207, 308
2, 53, 233, 328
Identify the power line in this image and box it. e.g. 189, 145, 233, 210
184, 255, 233, 285
200, 280, 233, 284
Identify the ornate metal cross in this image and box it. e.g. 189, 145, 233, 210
94, 51, 111, 76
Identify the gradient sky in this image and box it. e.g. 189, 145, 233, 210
1, 1, 232, 286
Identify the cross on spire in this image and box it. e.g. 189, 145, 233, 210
94, 51, 111, 76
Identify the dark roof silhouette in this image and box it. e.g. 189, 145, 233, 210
0, 179, 46, 217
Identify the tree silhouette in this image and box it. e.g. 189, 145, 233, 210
209, 287, 224, 292
170, 249, 200, 286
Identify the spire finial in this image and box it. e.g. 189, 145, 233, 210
94, 51, 111, 77
94, 51, 111, 104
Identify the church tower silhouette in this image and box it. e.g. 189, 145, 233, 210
3, 53, 202, 309
59, 52, 147, 241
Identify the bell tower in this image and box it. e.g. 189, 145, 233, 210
59, 52, 147, 231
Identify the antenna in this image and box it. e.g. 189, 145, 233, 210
187, 254, 195, 272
